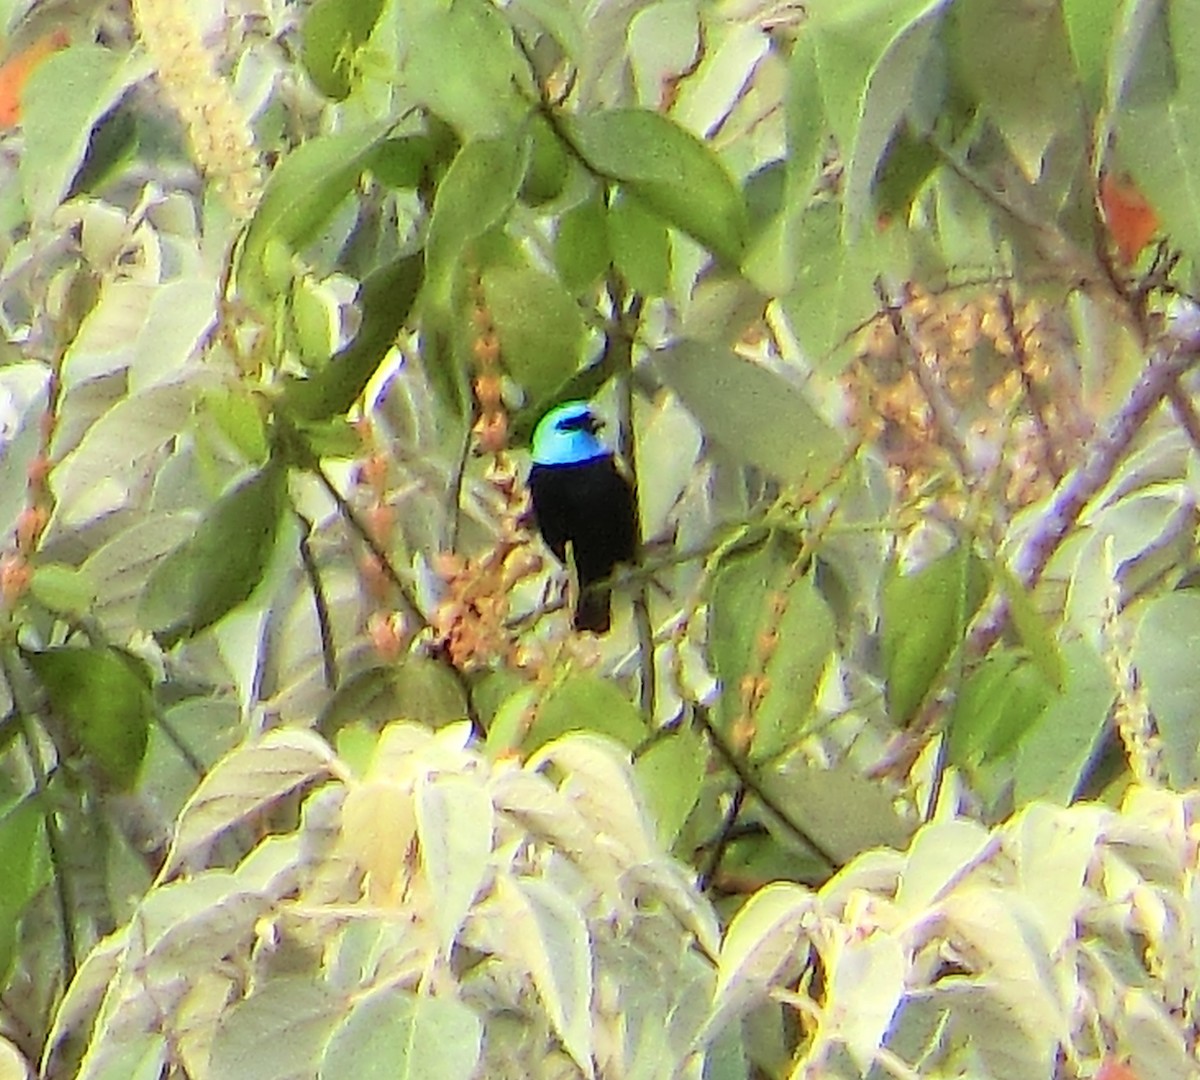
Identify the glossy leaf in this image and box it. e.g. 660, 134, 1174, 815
654, 338, 845, 490
563, 108, 748, 264
26, 646, 154, 789
301, 0, 385, 100
882, 543, 987, 727
280, 255, 422, 422
140, 462, 288, 645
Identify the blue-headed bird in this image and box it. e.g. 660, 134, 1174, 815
528, 401, 638, 632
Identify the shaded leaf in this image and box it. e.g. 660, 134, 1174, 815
635, 723, 707, 848
1134, 590, 1200, 788
26, 646, 153, 788
317, 660, 468, 740
526, 673, 647, 753
280, 255, 423, 421
607, 188, 672, 297
140, 462, 288, 645
555, 193, 610, 293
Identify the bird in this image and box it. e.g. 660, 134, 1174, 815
528, 400, 638, 633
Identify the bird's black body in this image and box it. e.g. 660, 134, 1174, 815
529, 454, 637, 632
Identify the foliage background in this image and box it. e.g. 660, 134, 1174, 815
0, 0, 1197, 1077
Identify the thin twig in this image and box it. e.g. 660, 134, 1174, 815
695, 706, 842, 870
696, 783, 746, 892
296, 513, 338, 691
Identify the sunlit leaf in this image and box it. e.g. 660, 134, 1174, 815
301, 0, 385, 100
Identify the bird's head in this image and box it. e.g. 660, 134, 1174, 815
531, 401, 610, 465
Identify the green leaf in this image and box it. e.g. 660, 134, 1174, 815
1063, 0, 1123, 108
237, 125, 390, 308
28, 562, 95, 616
520, 113, 570, 205
26, 646, 154, 788
0, 797, 49, 983
654, 338, 845, 490
710, 537, 836, 759
403, 0, 532, 138
947, 652, 1056, 768
995, 561, 1065, 690
563, 108, 748, 263
316, 660, 468, 740
301, 0, 385, 100
950, 0, 1080, 178
20, 46, 138, 220
779, 197, 907, 372
607, 188, 672, 297
1134, 590, 1200, 788
210, 976, 342, 1080
635, 724, 707, 848
881, 543, 987, 726
1013, 639, 1114, 805
555, 193, 610, 293
482, 262, 586, 403
140, 462, 288, 645
425, 134, 529, 300
280, 255, 423, 421
319, 992, 482, 1080
526, 673, 647, 752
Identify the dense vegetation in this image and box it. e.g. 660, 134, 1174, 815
0, 0, 1196, 1077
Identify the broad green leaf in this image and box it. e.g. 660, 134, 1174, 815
894, 817, 991, 912
496, 876, 593, 1074
1134, 590, 1200, 787
209, 976, 342, 1080
526, 673, 647, 752
20, 46, 139, 220
163, 728, 336, 877
415, 773, 494, 954
710, 537, 836, 759
26, 646, 153, 789
0, 797, 48, 983
951, 0, 1079, 178
319, 992, 482, 1080
555, 193, 610, 293
1063, 0, 1123, 108
280, 255, 422, 421
563, 109, 748, 264
520, 114, 570, 205
995, 562, 1066, 690
237, 125, 389, 308
1013, 639, 1114, 805
947, 653, 1056, 768
301, 0, 385, 100
482, 263, 586, 403
317, 660, 468, 740
607, 188, 671, 297
786, 32, 827, 200
403, 0, 531, 138
881, 543, 987, 726
424, 134, 529, 300
635, 723, 706, 848
140, 462, 288, 645
654, 339, 845, 490
511, 0, 585, 60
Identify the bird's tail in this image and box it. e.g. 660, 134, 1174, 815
573, 585, 612, 633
